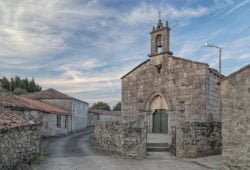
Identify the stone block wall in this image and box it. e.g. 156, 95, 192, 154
95, 116, 147, 158
122, 117, 147, 158
0, 124, 41, 170
172, 122, 222, 158
95, 120, 123, 154
121, 54, 219, 125
206, 69, 221, 122
221, 65, 250, 170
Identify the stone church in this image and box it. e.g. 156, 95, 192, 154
121, 19, 222, 158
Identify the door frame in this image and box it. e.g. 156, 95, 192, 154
152, 109, 168, 134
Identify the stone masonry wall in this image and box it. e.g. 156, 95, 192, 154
206, 70, 221, 122
122, 54, 216, 125
95, 116, 147, 158
121, 54, 221, 158
221, 66, 250, 170
95, 120, 123, 154
0, 124, 41, 170
172, 122, 222, 158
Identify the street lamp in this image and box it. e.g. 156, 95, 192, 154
205, 42, 223, 118
205, 42, 223, 81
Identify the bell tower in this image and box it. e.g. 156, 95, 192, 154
150, 19, 173, 56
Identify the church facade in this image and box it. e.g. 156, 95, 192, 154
121, 20, 222, 157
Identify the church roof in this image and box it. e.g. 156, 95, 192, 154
121, 59, 150, 79
121, 54, 209, 79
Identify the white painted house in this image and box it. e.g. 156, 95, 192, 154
23, 88, 89, 132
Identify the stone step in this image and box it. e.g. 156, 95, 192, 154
147, 143, 170, 152
147, 146, 169, 152
147, 143, 169, 147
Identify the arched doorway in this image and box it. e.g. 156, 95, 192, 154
152, 109, 168, 133
145, 92, 172, 154
146, 94, 170, 134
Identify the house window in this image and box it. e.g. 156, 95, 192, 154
65, 116, 68, 129
57, 115, 61, 128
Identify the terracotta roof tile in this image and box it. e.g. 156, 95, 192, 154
22, 88, 89, 104
0, 106, 41, 130
19, 97, 70, 115
0, 92, 70, 115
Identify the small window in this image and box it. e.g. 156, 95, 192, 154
155, 64, 162, 74
65, 116, 68, 129
57, 115, 61, 128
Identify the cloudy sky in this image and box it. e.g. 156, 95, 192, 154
0, 0, 250, 106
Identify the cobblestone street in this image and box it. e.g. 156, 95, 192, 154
31, 127, 221, 170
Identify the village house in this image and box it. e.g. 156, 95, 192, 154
0, 92, 71, 137
0, 106, 41, 169
88, 109, 121, 126
23, 88, 89, 131
220, 64, 250, 170
95, 19, 222, 158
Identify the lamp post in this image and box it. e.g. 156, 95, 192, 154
205, 42, 223, 81
205, 42, 223, 118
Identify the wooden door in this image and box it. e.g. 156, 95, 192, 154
153, 110, 168, 134
161, 110, 168, 133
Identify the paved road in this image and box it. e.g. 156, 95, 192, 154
31, 127, 218, 170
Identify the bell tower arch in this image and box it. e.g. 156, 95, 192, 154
150, 19, 173, 56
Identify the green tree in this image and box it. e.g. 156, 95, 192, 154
113, 102, 121, 111
91, 102, 111, 111
13, 87, 28, 95
14, 76, 21, 89
0, 77, 10, 91
29, 78, 36, 92
0, 76, 42, 95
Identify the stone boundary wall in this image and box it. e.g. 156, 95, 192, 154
221, 65, 250, 170
95, 117, 147, 158
0, 124, 41, 169
173, 122, 222, 158
95, 120, 123, 154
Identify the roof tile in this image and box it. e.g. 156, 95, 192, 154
22, 88, 88, 104
0, 106, 41, 130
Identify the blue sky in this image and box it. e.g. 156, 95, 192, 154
0, 0, 250, 106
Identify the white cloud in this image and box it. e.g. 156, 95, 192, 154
122, 3, 209, 24
59, 58, 102, 72
1, 0, 249, 105
223, 0, 250, 16
0, 0, 114, 61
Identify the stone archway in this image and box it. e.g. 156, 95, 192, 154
145, 91, 172, 134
